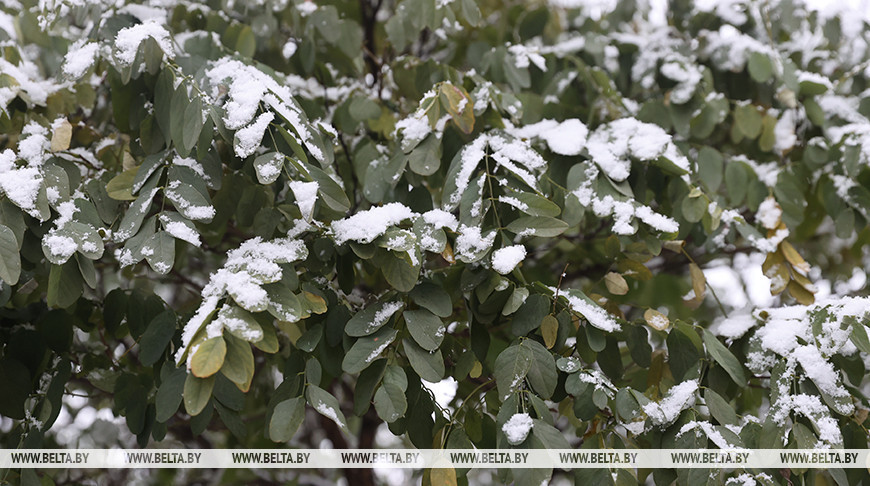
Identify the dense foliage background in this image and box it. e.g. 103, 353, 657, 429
2, 0, 870, 484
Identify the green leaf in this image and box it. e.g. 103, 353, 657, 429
702, 329, 747, 387
221, 334, 255, 392
265, 283, 305, 322
164, 182, 214, 222
531, 418, 571, 448
346, 300, 404, 337
155, 366, 186, 422
306, 384, 348, 430
269, 397, 305, 442
697, 147, 723, 193
106, 167, 139, 201
704, 388, 737, 425
460, 0, 482, 25
47, 260, 82, 308
403, 338, 445, 382
408, 134, 442, 176
734, 104, 762, 139
306, 164, 350, 212
494, 343, 532, 400
509, 192, 562, 217
850, 319, 870, 354
747, 52, 773, 83
138, 310, 176, 366
374, 382, 407, 422
666, 326, 701, 381
142, 231, 175, 275
403, 309, 445, 351
0, 224, 20, 285
190, 336, 227, 378
511, 293, 550, 336
342, 326, 398, 374
183, 373, 215, 416
182, 95, 204, 154
220, 306, 264, 342
502, 287, 529, 316
724, 161, 748, 207
253, 152, 283, 185
505, 216, 568, 237
522, 339, 557, 398
410, 282, 452, 317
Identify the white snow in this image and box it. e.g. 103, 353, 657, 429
233, 112, 275, 158
331, 203, 416, 244
642, 380, 699, 426
421, 209, 459, 231
560, 288, 621, 332
289, 180, 319, 221
756, 197, 782, 230
502, 413, 533, 445
491, 245, 527, 274
454, 224, 495, 261
63, 40, 100, 79
114, 20, 174, 66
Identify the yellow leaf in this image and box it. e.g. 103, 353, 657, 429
541, 315, 558, 349
689, 263, 706, 300
604, 272, 629, 295
470, 360, 482, 379
787, 280, 815, 305
644, 308, 670, 331
781, 240, 810, 274
190, 336, 227, 378
50, 119, 72, 152
439, 83, 475, 134
430, 467, 458, 486
663, 240, 685, 253
302, 291, 327, 314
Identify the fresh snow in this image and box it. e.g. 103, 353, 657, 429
502, 412, 533, 444
642, 380, 699, 425
289, 180, 319, 221
491, 245, 526, 274
63, 40, 100, 79
234, 112, 275, 158
331, 203, 416, 245
114, 20, 174, 66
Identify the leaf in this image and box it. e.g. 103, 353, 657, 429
403, 338, 445, 382
511, 293, 550, 337
734, 104, 762, 139
374, 382, 407, 422
347, 301, 404, 337
430, 468, 458, 486
704, 388, 737, 425
254, 152, 283, 185
604, 272, 628, 295
306, 384, 348, 430
780, 240, 810, 274
408, 134, 442, 176
666, 326, 701, 381
50, 119, 72, 151
494, 343, 532, 400
643, 308, 670, 331
531, 418, 571, 448
155, 366, 186, 422
0, 224, 21, 285
142, 231, 175, 275
505, 216, 569, 237
747, 51, 773, 83
689, 263, 706, 300
410, 282, 453, 317
221, 334, 255, 392
138, 310, 176, 366
404, 309, 445, 351
522, 339, 557, 398
164, 181, 214, 222
47, 260, 82, 308
306, 164, 350, 212
182, 95, 204, 154
439, 82, 475, 134
510, 192, 562, 217
183, 373, 215, 416
269, 397, 305, 442
724, 161, 748, 206
106, 167, 139, 201
265, 283, 305, 322
541, 315, 558, 349
502, 287, 529, 316
702, 329, 747, 387
190, 337, 227, 378
342, 326, 398, 374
